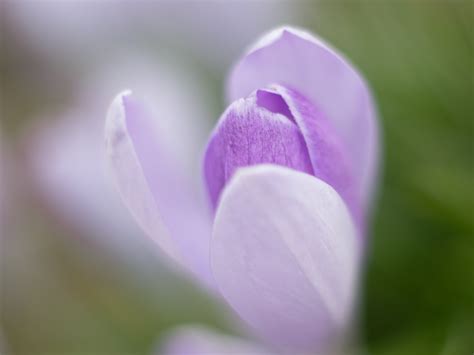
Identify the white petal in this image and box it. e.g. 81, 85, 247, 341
211, 165, 359, 353
105, 91, 178, 258
105, 91, 214, 288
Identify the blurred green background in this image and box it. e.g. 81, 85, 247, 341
1, 1, 473, 354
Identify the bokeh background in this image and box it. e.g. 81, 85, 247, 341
1, 1, 472, 354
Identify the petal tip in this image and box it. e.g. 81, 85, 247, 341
104, 89, 135, 144
245, 26, 286, 54
246, 25, 316, 55
106, 93, 126, 148
110, 89, 133, 109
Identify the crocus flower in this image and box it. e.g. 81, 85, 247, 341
106, 27, 379, 353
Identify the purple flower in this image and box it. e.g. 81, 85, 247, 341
105, 27, 379, 353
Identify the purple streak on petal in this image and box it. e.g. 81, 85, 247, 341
255, 89, 293, 120
105, 92, 214, 288
160, 326, 271, 355
272, 84, 362, 230
228, 27, 379, 216
204, 85, 360, 230
211, 165, 359, 353
203, 92, 313, 211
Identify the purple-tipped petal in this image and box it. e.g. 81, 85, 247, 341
228, 26, 379, 214
204, 90, 313, 211
211, 165, 359, 353
160, 326, 270, 355
105, 91, 213, 288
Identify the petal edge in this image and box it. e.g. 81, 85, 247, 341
105, 91, 214, 288
228, 26, 379, 214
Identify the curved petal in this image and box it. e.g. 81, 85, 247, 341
26, 54, 214, 280
271, 84, 361, 230
203, 91, 313, 211
159, 325, 270, 355
105, 91, 214, 288
227, 27, 379, 214
211, 165, 359, 353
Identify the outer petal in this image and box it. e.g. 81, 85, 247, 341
228, 27, 379, 214
26, 54, 214, 280
159, 325, 271, 355
105, 91, 213, 288
211, 165, 359, 353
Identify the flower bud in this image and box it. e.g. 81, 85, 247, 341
204, 84, 359, 227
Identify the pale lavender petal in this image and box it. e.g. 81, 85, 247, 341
160, 326, 271, 355
211, 165, 359, 353
228, 27, 379, 214
26, 55, 214, 279
105, 91, 214, 288
203, 90, 313, 211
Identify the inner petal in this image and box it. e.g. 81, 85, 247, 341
256, 89, 294, 121
203, 84, 360, 231
203, 92, 313, 211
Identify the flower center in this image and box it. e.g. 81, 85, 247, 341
203, 83, 360, 228
203, 86, 314, 212
255, 89, 294, 121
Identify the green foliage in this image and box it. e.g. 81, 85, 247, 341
309, 1, 473, 352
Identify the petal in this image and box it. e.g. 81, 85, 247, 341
159, 325, 271, 355
271, 84, 362, 230
228, 27, 379, 214
211, 165, 359, 353
26, 55, 214, 279
203, 91, 313, 211
105, 91, 214, 288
